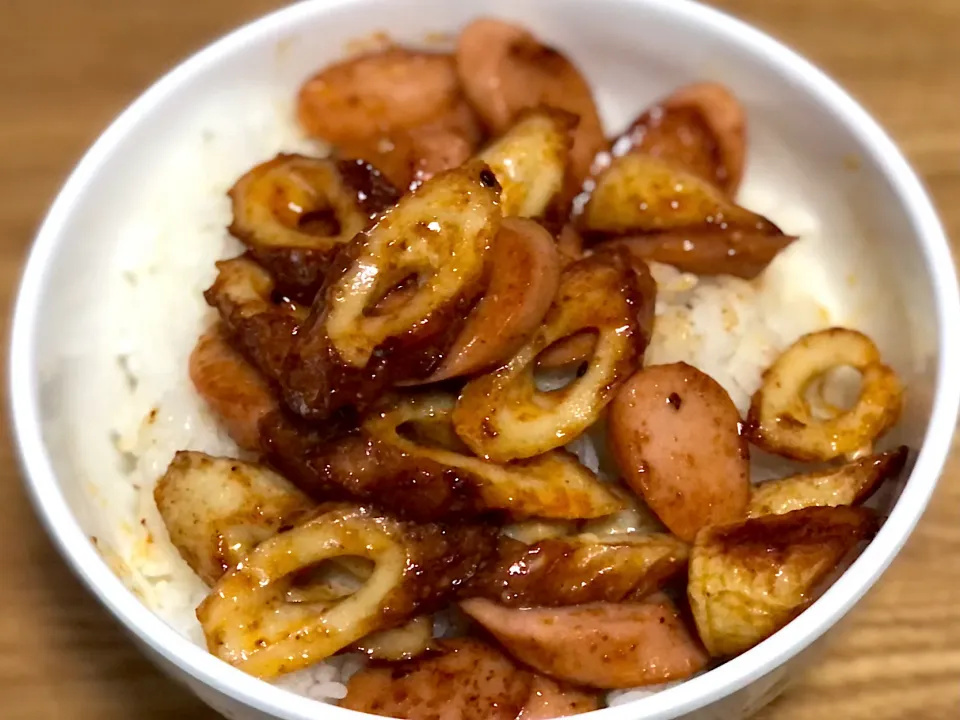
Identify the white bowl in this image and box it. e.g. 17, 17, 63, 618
10, 0, 960, 718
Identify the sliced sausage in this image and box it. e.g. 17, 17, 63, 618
419, 218, 561, 382
608, 363, 750, 541
188, 326, 279, 453
518, 675, 600, 719
456, 19, 608, 210
297, 49, 461, 143
341, 637, 531, 720
613, 82, 746, 196
461, 597, 708, 689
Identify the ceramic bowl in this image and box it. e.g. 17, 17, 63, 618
10, 1, 959, 718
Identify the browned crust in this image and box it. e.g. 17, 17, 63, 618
579, 153, 794, 278
748, 446, 909, 517
456, 18, 608, 217
277, 163, 497, 421
612, 82, 746, 196
703, 505, 880, 567
463, 535, 689, 606
537, 248, 657, 368
227, 155, 400, 303
259, 410, 492, 522
379, 517, 500, 624
453, 248, 645, 462
342, 638, 531, 720
595, 230, 796, 280
688, 505, 881, 657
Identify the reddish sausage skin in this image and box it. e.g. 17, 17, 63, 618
461, 597, 708, 689
608, 363, 750, 541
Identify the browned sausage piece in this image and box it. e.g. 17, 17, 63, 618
608, 363, 750, 542
297, 49, 485, 191
341, 638, 531, 720
297, 49, 462, 144
518, 675, 600, 719
578, 154, 795, 279
456, 18, 608, 211
337, 100, 483, 191
613, 82, 746, 196
189, 325, 279, 453
403, 102, 483, 187
461, 597, 708, 689
594, 230, 795, 281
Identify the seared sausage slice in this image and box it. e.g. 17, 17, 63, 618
609, 362, 750, 541
518, 675, 599, 719
341, 637, 531, 720
461, 597, 708, 689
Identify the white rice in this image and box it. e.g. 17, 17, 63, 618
87, 97, 845, 707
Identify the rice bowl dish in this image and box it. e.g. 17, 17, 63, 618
74, 32, 898, 712
15, 3, 954, 720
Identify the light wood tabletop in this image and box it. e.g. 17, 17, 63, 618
1, 1, 958, 718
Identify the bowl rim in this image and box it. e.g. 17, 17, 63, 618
9, 0, 960, 718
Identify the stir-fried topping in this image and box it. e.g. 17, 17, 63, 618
150, 17, 909, 716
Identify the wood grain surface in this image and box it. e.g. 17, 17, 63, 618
1, 1, 958, 718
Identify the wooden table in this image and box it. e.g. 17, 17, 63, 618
1, 1, 958, 718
